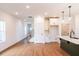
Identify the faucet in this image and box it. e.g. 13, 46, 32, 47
70, 30, 75, 38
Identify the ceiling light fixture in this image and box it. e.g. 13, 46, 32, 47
61, 11, 64, 20
60, 5, 72, 23
15, 12, 18, 15
61, 11, 65, 23
44, 12, 48, 16
68, 5, 71, 17
26, 5, 30, 9
68, 5, 72, 21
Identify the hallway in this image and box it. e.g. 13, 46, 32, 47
0, 42, 69, 56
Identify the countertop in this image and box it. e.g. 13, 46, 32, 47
59, 36, 79, 45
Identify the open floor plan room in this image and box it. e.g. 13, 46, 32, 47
0, 3, 79, 56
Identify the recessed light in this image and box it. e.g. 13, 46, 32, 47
24, 19, 26, 22
15, 12, 18, 15
44, 12, 48, 15
26, 5, 30, 9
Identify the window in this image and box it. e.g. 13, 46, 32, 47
24, 25, 27, 35
0, 21, 6, 42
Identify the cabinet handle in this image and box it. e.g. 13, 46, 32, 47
60, 38, 62, 40
67, 41, 70, 44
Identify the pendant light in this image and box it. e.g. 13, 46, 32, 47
68, 5, 72, 21
60, 11, 65, 23
60, 5, 72, 23
68, 5, 71, 17
61, 11, 64, 20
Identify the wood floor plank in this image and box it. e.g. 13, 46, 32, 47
0, 42, 69, 56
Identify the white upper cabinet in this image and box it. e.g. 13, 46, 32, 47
49, 18, 59, 25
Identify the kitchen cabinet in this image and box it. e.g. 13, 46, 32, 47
44, 17, 59, 32
60, 38, 79, 56
49, 18, 59, 25
44, 17, 60, 43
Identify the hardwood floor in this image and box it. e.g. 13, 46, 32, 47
0, 41, 69, 56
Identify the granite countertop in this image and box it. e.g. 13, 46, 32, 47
59, 36, 79, 45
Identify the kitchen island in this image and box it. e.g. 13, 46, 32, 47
60, 36, 79, 56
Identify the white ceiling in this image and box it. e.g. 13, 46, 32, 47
0, 3, 79, 19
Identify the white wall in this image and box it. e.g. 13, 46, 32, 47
16, 20, 25, 40
0, 10, 25, 52
74, 15, 79, 37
